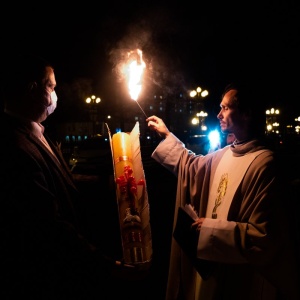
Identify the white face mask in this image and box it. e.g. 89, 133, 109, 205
46, 91, 58, 116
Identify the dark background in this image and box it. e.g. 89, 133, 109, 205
1, 1, 300, 112
1, 2, 300, 299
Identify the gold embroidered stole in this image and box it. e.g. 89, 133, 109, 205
206, 148, 267, 219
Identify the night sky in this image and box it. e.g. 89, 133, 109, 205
2, 1, 300, 114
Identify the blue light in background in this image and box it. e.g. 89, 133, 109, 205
208, 130, 221, 151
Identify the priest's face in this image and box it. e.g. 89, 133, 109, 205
217, 89, 249, 135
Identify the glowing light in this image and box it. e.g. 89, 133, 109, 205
85, 95, 101, 104
190, 87, 209, 99
208, 130, 221, 150
191, 117, 199, 125
190, 90, 197, 97
122, 49, 145, 101
201, 90, 209, 97
122, 49, 147, 117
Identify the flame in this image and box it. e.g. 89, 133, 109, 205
124, 49, 146, 101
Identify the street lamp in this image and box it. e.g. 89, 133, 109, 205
197, 111, 208, 133
191, 110, 208, 135
85, 95, 101, 137
294, 116, 300, 134
266, 108, 280, 134
86, 95, 101, 104
189, 86, 209, 113
189, 87, 209, 99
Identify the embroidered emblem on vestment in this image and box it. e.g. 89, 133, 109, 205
212, 173, 228, 219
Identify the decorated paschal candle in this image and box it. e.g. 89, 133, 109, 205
111, 131, 144, 263
112, 132, 133, 178
111, 131, 138, 211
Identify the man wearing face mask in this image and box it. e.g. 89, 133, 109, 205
0, 54, 135, 299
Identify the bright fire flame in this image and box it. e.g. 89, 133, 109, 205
123, 49, 146, 101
